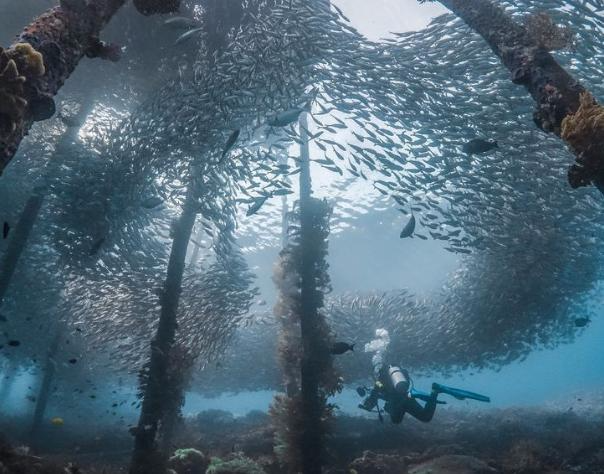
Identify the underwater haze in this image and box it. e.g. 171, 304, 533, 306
0, 0, 603, 473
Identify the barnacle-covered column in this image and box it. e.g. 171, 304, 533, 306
0, 0, 180, 175
271, 113, 339, 474
271, 199, 336, 474
130, 185, 198, 474
159, 343, 195, 457
131, 3, 246, 470
420, 0, 604, 190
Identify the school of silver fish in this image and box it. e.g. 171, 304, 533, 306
0, 0, 602, 394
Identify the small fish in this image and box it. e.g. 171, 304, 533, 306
163, 17, 200, 30
7, 340, 20, 347
141, 196, 163, 209
68, 358, 77, 364
221, 129, 240, 161
271, 188, 293, 196
574, 317, 590, 328
174, 27, 204, 46
330, 342, 355, 355
50, 417, 64, 426
267, 105, 309, 127
332, 3, 351, 22
246, 196, 269, 217
3, 222, 9, 239
462, 139, 499, 154
400, 214, 416, 238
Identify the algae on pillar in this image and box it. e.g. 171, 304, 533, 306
271, 112, 340, 474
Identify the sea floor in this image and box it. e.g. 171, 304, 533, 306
1, 404, 603, 473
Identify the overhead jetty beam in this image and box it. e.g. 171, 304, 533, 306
419, 0, 604, 190
0, 0, 179, 176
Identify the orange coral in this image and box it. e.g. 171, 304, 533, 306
13, 43, 45, 77
0, 48, 27, 134
0, 43, 47, 135
562, 92, 604, 158
562, 92, 604, 187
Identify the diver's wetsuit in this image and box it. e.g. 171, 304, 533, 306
360, 368, 438, 424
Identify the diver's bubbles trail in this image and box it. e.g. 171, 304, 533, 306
364, 328, 390, 375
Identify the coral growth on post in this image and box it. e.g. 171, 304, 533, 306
270, 198, 341, 473
425, 0, 604, 190
0, 0, 180, 174
524, 11, 575, 51
562, 92, 604, 189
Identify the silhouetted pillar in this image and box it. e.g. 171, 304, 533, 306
298, 112, 326, 474
0, 99, 93, 309
29, 327, 62, 447
130, 186, 198, 474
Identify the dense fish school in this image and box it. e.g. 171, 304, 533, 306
0, 0, 603, 473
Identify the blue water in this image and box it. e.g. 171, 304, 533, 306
4, 202, 602, 422
180, 311, 604, 417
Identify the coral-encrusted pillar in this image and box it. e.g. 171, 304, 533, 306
0, 0, 179, 175
420, 0, 604, 190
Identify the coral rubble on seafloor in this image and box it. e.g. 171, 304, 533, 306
168, 448, 211, 474
206, 453, 267, 474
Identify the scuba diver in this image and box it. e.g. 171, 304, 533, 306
357, 364, 490, 424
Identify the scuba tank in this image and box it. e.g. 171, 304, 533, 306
388, 365, 410, 394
